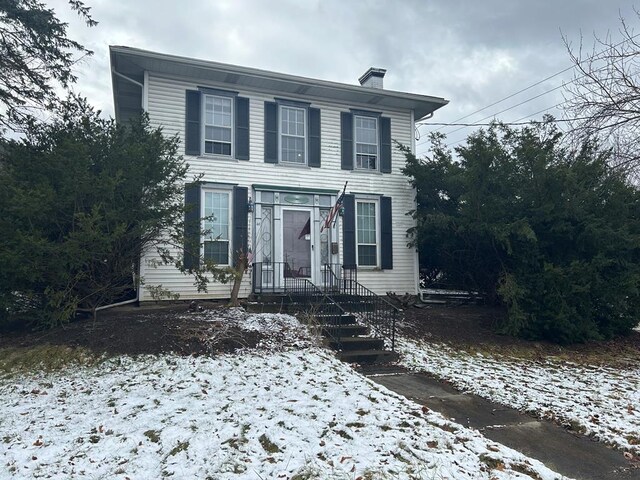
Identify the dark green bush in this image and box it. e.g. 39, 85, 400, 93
402, 121, 640, 343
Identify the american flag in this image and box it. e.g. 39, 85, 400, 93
321, 182, 347, 232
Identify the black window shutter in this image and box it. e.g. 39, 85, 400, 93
185, 90, 201, 156
342, 194, 356, 267
235, 97, 250, 160
380, 195, 393, 269
183, 183, 201, 270
264, 101, 278, 163
232, 186, 249, 266
340, 112, 353, 170
308, 107, 321, 168
380, 117, 392, 173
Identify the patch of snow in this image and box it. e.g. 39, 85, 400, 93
398, 337, 640, 455
1, 348, 569, 479
181, 308, 315, 351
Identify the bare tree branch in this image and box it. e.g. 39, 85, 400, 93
563, 13, 640, 182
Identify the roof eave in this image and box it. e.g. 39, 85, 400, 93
110, 46, 448, 120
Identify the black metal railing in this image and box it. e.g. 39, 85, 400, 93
253, 262, 312, 294
329, 265, 399, 352
320, 263, 341, 292
285, 276, 347, 348
252, 262, 399, 351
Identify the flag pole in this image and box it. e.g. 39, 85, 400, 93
321, 181, 348, 233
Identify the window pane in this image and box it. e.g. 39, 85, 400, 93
205, 126, 232, 142
280, 106, 306, 163
204, 95, 233, 156
261, 191, 274, 203
354, 116, 377, 170
205, 141, 231, 155
204, 192, 229, 241
204, 241, 229, 264
318, 195, 332, 207
357, 202, 377, 246
282, 135, 305, 163
358, 245, 377, 266
356, 154, 377, 170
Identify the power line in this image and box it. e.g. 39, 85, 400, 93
417, 100, 573, 149
435, 100, 573, 148
431, 67, 575, 131
421, 31, 640, 139
422, 116, 592, 128
433, 84, 566, 139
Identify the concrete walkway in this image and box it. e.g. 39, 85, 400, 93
360, 368, 638, 480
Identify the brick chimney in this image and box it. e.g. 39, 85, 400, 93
358, 67, 386, 89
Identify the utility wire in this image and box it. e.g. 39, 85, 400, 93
421, 31, 640, 139
430, 68, 575, 131
440, 102, 575, 149
422, 116, 591, 128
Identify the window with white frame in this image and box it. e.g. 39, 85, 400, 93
203, 95, 233, 156
356, 200, 378, 266
203, 191, 230, 265
280, 105, 306, 164
355, 116, 378, 170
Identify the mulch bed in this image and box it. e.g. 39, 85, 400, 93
0, 303, 262, 357
401, 303, 640, 365
2, 301, 639, 364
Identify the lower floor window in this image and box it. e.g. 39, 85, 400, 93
356, 201, 377, 266
203, 191, 230, 265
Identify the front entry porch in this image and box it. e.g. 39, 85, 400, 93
249, 263, 400, 363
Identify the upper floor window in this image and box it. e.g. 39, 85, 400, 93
355, 116, 378, 170
280, 105, 306, 164
203, 95, 233, 156
184, 89, 249, 160
340, 111, 391, 173
203, 190, 230, 265
264, 101, 320, 167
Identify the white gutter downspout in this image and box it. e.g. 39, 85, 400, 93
97, 69, 145, 313
413, 111, 435, 296
95, 296, 138, 312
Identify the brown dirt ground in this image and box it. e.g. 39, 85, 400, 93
1, 301, 639, 367
401, 303, 640, 367
0, 302, 262, 357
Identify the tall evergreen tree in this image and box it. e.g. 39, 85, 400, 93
0, 0, 96, 129
402, 120, 640, 343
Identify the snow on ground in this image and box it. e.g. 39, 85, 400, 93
398, 337, 640, 455
0, 312, 570, 479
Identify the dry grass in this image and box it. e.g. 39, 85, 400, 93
441, 339, 640, 368
0, 344, 102, 377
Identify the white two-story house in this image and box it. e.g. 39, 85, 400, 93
110, 46, 448, 302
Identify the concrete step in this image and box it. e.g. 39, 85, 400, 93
245, 301, 291, 313
336, 302, 375, 313
250, 294, 290, 303
312, 313, 356, 325
328, 336, 384, 351
321, 324, 369, 337
337, 349, 399, 364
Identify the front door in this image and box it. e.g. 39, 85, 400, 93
282, 209, 312, 280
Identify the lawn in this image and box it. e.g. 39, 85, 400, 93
0, 307, 568, 480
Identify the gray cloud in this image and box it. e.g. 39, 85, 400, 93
49, 0, 640, 154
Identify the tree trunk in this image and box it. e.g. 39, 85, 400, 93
229, 254, 248, 306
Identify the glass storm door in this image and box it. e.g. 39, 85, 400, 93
282, 209, 312, 279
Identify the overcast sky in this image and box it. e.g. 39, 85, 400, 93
52, 0, 639, 156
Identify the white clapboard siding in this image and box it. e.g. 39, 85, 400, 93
140, 72, 419, 300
